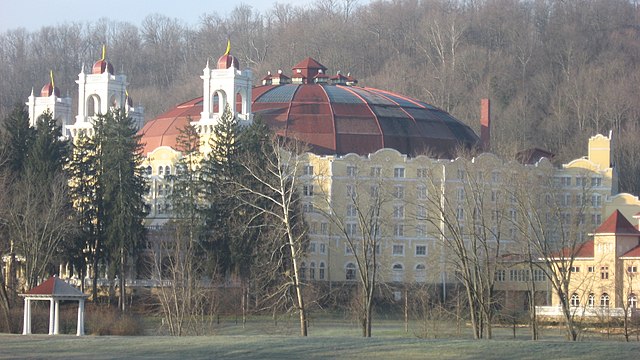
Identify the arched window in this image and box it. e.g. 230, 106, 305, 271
299, 262, 306, 280
319, 262, 325, 280
145, 166, 152, 176
629, 293, 637, 309
588, 293, 595, 307
87, 95, 100, 116
309, 262, 316, 280
570, 293, 580, 307
415, 264, 427, 281
392, 263, 404, 282
345, 263, 356, 280
600, 293, 610, 308
165, 166, 171, 175
214, 90, 227, 114
158, 166, 164, 176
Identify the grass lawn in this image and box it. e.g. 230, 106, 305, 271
2, 333, 640, 360
2, 317, 640, 360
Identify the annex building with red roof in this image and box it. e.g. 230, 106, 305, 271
538, 210, 640, 316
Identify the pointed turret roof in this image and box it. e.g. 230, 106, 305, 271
593, 210, 640, 235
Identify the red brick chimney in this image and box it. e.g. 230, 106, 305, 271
480, 98, 490, 152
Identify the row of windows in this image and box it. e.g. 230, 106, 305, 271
145, 165, 173, 176
555, 176, 603, 188
343, 262, 427, 281
344, 243, 427, 257
569, 292, 637, 308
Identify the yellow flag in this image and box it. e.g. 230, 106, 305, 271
101, 44, 106, 60
224, 40, 231, 56
50, 70, 55, 89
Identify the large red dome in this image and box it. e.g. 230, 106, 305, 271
139, 83, 478, 157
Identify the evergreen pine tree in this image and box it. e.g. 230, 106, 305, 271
99, 109, 148, 311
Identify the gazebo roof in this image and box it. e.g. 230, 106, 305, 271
22, 276, 86, 298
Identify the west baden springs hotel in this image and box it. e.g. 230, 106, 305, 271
24, 44, 640, 315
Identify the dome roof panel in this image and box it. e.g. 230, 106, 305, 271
255, 84, 298, 103
139, 74, 478, 157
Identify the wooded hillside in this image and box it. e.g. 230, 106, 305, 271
1, 0, 639, 192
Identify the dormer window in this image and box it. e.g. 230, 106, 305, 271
296, 69, 302, 73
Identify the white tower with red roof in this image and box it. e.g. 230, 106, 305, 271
26, 71, 73, 136
68, 45, 143, 138
197, 41, 253, 132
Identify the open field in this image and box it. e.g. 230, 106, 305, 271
2, 333, 640, 360
3, 317, 640, 359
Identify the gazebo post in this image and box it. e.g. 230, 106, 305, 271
76, 298, 85, 336
48, 298, 55, 335
22, 298, 31, 335
53, 299, 60, 335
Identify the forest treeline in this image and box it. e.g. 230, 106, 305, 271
1, 0, 639, 192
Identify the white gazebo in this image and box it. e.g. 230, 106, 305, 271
20, 276, 88, 336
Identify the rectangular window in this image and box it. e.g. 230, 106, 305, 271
533, 269, 546, 282
416, 224, 427, 237
319, 243, 326, 254
457, 169, 465, 180
591, 194, 601, 208
601, 266, 609, 280
456, 207, 464, 221
320, 222, 328, 235
346, 184, 356, 197
347, 165, 357, 177
370, 166, 381, 177
370, 185, 379, 198
308, 242, 316, 253
491, 171, 500, 183
393, 205, 405, 219
628, 266, 638, 273
394, 224, 405, 237
417, 168, 428, 178
394, 167, 405, 178
491, 190, 498, 202
509, 269, 517, 282
416, 205, 427, 220
309, 222, 317, 234
303, 165, 314, 176
346, 204, 357, 217
417, 186, 427, 200
457, 188, 465, 202
392, 244, 404, 256
570, 266, 580, 273
561, 176, 571, 186
415, 245, 427, 256
345, 244, 353, 255
302, 203, 314, 213
576, 176, 586, 187
303, 184, 314, 196
588, 266, 594, 273
346, 223, 357, 237
495, 270, 506, 282
394, 186, 405, 199
591, 177, 602, 187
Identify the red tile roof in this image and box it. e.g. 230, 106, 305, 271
551, 240, 595, 259
621, 245, 640, 258
594, 210, 640, 235
25, 276, 85, 297
292, 57, 327, 71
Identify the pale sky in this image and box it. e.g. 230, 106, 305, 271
0, 0, 314, 32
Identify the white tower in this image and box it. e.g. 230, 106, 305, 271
26, 71, 73, 137
67, 46, 144, 138
195, 41, 253, 137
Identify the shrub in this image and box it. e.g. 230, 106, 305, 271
85, 304, 144, 335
